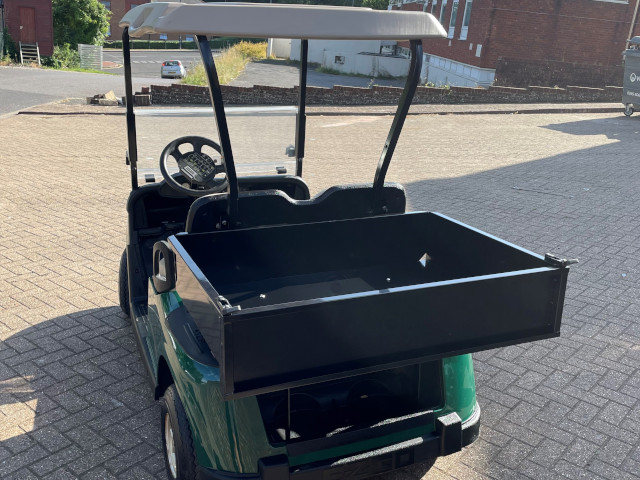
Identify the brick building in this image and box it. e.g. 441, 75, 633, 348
1, 0, 53, 56
393, 0, 640, 88
102, 0, 197, 42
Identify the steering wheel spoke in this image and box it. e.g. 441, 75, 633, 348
191, 139, 203, 153
160, 136, 228, 197
169, 149, 182, 161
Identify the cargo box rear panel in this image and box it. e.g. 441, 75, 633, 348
170, 211, 569, 399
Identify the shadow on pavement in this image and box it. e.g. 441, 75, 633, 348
0, 307, 168, 479
400, 113, 640, 478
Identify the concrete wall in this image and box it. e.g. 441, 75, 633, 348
424, 53, 495, 87
290, 39, 383, 64
271, 38, 291, 59
321, 51, 409, 77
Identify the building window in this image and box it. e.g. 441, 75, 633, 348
460, 0, 472, 40
100, 1, 111, 37
448, 0, 459, 39
431, 0, 438, 15
438, 0, 447, 26
130, 3, 140, 9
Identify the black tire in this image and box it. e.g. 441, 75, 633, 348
625, 104, 634, 117
118, 248, 130, 317
160, 384, 198, 480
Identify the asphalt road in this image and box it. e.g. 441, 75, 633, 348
103, 49, 208, 77
0, 65, 173, 116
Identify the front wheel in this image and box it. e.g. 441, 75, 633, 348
625, 104, 634, 117
160, 385, 198, 480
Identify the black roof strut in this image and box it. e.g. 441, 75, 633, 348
123, 27, 139, 191
373, 39, 423, 213
196, 35, 240, 227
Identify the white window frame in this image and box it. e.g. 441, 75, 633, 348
460, 0, 472, 40
439, 0, 447, 26
448, 0, 459, 39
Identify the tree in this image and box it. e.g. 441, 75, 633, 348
52, 0, 110, 49
362, 0, 388, 9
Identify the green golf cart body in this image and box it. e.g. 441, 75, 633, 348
118, 3, 572, 479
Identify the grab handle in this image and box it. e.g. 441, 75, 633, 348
152, 241, 176, 294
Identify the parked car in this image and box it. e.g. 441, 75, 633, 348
119, 3, 574, 480
161, 60, 186, 78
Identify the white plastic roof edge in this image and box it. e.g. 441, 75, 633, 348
119, 2, 447, 40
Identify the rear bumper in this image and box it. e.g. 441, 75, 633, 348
199, 405, 480, 480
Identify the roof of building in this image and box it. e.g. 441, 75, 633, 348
119, 2, 447, 40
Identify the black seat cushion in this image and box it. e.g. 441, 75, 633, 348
186, 183, 406, 233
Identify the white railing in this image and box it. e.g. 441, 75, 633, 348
78, 44, 103, 70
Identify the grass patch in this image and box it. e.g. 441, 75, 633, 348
43, 65, 115, 75
182, 41, 267, 86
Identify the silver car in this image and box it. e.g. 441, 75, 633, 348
160, 60, 186, 78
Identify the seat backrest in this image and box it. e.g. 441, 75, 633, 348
237, 175, 310, 201
185, 183, 406, 233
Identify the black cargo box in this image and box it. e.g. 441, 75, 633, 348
169, 211, 569, 399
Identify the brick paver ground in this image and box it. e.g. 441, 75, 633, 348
1, 103, 639, 479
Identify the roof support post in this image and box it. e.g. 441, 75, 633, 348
196, 35, 239, 227
372, 39, 423, 213
123, 27, 139, 190
295, 39, 308, 177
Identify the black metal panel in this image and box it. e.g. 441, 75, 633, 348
623, 51, 640, 106
170, 211, 569, 399
295, 40, 308, 177
196, 35, 239, 226
225, 267, 561, 398
373, 40, 422, 213
122, 28, 139, 191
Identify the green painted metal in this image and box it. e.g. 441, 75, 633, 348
150, 290, 284, 473
146, 289, 478, 474
439, 354, 477, 422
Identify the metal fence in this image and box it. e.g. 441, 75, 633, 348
78, 44, 103, 70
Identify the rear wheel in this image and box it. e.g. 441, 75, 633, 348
118, 248, 130, 317
625, 104, 634, 116
160, 385, 198, 480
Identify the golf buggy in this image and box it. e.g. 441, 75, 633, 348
118, 3, 574, 479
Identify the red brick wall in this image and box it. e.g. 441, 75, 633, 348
4, 0, 54, 56
107, 0, 182, 42
399, 0, 638, 70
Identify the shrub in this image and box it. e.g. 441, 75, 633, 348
2, 29, 18, 62
49, 44, 80, 69
233, 41, 268, 60
182, 41, 267, 86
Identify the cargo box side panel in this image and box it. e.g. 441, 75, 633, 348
223, 267, 564, 398
172, 240, 225, 362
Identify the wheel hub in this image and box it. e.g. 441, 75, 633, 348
165, 413, 177, 478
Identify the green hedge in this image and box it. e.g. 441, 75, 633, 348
103, 38, 264, 50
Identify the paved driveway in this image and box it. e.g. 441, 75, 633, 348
230, 59, 406, 89
0, 106, 639, 479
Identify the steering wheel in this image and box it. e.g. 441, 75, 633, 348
160, 136, 228, 197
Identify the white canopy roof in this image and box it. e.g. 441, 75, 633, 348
119, 2, 447, 40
